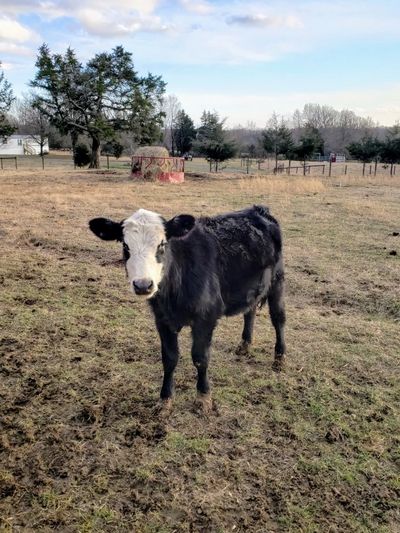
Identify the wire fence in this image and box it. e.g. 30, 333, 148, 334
0, 153, 397, 177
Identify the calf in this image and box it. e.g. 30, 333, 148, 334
89, 205, 286, 412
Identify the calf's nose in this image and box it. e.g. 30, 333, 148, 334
133, 278, 154, 295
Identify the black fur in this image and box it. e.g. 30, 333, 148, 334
150, 204, 286, 402
89, 217, 123, 242
165, 214, 196, 239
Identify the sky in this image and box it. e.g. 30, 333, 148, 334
1, 0, 399, 127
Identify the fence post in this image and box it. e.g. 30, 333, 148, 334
329, 160, 332, 177
369, 164, 372, 175
394, 165, 396, 175
42, 155, 45, 170
345, 165, 347, 175
362, 162, 366, 176
374, 160, 377, 176
322, 164, 325, 175
15, 157, 18, 170
107, 155, 110, 169
1, 159, 3, 170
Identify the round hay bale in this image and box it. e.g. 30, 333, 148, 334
132, 146, 170, 180
133, 146, 169, 158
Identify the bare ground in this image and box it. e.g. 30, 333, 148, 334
0, 169, 399, 532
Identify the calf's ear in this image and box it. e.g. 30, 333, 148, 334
165, 214, 195, 239
89, 217, 123, 242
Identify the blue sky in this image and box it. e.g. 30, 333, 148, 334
1, 0, 399, 126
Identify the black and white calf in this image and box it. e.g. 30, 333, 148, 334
89, 205, 286, 412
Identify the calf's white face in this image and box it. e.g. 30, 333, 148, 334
89, 209, 195, 299
122, 210, 166, 297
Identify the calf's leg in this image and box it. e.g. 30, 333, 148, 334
268, 268, 286, 370
191, 319, 215, 413
156, 320, 179, 408
235, 305, 256, 356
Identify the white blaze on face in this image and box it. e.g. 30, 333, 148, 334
122, 209, 166, 297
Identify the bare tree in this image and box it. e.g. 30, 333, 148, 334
13, 94, 50, 155
292, 108, 304, 129
162, 94, 181, 155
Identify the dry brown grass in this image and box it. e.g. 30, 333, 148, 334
236, 175, 326, 194
0, 168, 399, 532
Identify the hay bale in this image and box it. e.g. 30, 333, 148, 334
133, 146, 169, 158
132, 146, 170, 180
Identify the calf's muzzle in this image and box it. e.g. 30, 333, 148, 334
133, 278, 154, 295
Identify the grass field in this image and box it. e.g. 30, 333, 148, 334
0, 168, 399, 532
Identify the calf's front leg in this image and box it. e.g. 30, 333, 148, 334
191, 319, 216, 413
156, 319, 179, 411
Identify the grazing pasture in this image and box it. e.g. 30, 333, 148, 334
0, 169, 399, 532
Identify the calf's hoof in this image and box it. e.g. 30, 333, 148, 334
195, 392, 213, 415
154, 398, 173, 418
272, 355, 285, 373
235, 340, 250, 357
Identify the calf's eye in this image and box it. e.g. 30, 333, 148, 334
123, 243, 130, 260
156, 241, 166, 263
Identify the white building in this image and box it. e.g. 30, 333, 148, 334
0, 135, 49, 156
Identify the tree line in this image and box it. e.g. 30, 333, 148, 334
1, 46, 400, 171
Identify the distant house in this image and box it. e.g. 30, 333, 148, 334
0, 135, 49, 156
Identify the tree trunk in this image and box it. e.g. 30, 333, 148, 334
89, 135, 101, 169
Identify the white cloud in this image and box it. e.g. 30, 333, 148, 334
0, 61, 15, 70
180, 0, 214, 15
0, 43, 35, 56
75, 8, 169, 37
226, 14, 303, 29
0, 16, 39, 43
0, 0, 160, 18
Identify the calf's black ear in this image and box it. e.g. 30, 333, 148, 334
89, 217, 123, 242
165, 214, 195, 239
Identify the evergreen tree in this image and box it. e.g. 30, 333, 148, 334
195, 111, 236, 171
0, 63, 16, 141
31, 44, 166, 168
261, 116, 295, 169
380, 137, 400, 175
173, 110, 196, 155
197, 110, 225, 143
347, 136, 381, 162
295, 124, 324, 174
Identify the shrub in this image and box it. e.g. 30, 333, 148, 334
74, 143, 91, 167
